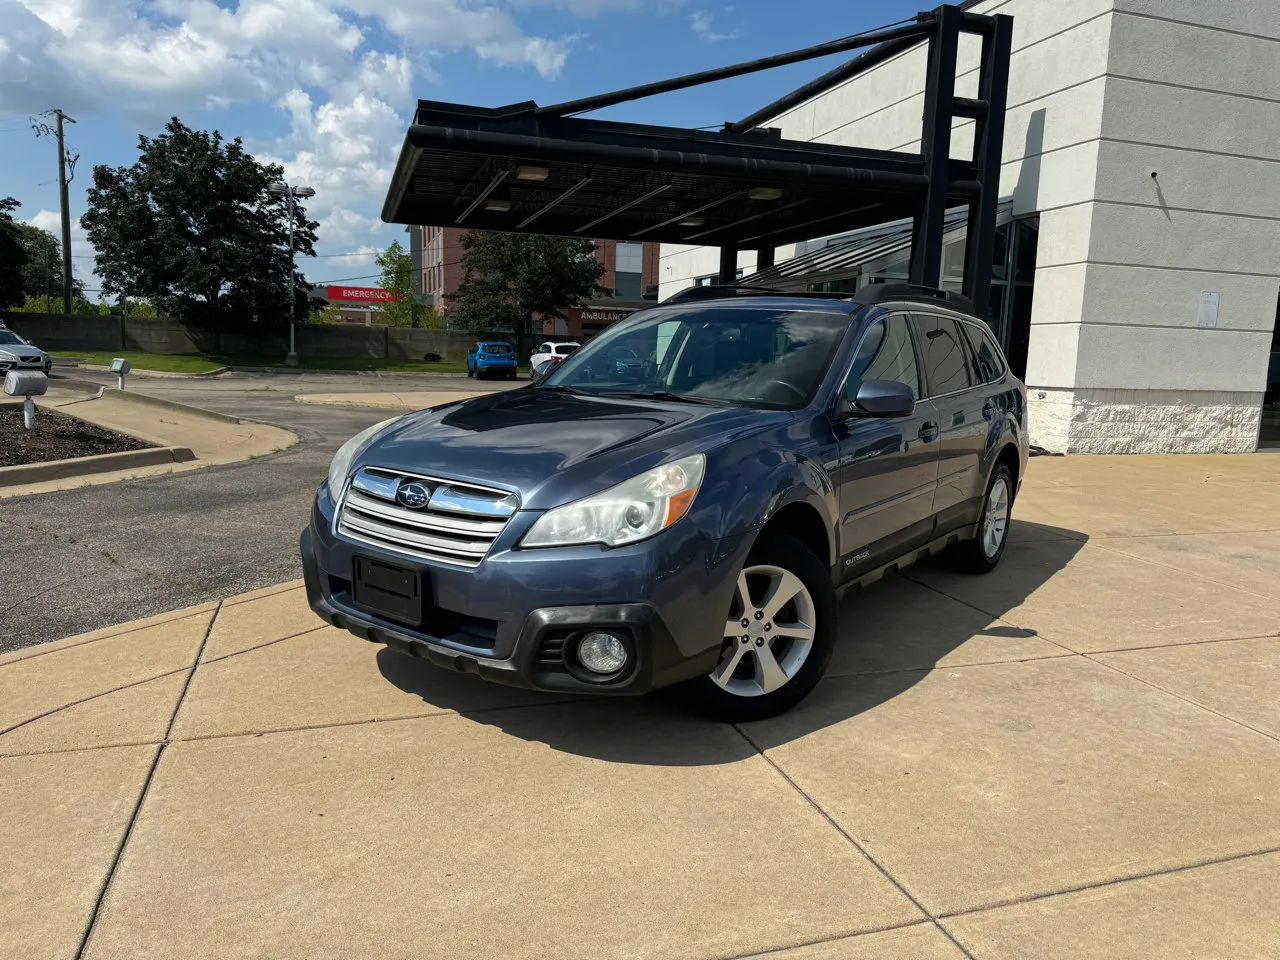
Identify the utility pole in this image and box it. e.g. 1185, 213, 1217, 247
53, 109, 77, 315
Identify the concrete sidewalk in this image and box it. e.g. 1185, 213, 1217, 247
4, 454, 1280, 959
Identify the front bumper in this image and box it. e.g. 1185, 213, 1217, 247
300, 486, 748, 695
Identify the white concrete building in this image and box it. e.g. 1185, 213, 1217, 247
659, 0, 1280, 453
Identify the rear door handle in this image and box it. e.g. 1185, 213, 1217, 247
918, 421, 940, 443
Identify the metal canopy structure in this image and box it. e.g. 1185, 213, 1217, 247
382, 3, 1012, 316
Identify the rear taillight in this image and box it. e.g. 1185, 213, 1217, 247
1016, 379, 1027, 423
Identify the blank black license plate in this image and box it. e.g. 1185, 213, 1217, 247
352, 556, 423, 626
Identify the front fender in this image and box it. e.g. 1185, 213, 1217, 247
696, 432, 838, 564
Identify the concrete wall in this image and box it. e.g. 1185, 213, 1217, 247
1029, 0, 1280, 453
2, 313, 481, 362
659, 0, 1280, 453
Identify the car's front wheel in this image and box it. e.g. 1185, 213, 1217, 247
676, 536, 836, 722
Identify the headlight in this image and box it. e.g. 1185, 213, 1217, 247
327, 417, 399, 496
522, 454, 705, 548
0, 351, 16, 362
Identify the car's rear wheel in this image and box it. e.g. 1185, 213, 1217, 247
952, 463, 1013, 574
676, 536, 836, 722
466, 367, 474, 378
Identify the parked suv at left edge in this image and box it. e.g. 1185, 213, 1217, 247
301, 285, 1028, 721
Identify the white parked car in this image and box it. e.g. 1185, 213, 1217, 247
529, 341, 581, 377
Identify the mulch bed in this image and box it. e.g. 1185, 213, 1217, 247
0, 405, 155, 467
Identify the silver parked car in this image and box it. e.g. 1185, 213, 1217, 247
0, 327, 53, 375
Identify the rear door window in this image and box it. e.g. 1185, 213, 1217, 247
959, 322, 1005, 383
916, 314, 974, 396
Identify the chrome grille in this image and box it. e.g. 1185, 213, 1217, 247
336, 467, 518, 567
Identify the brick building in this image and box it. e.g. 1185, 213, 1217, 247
410, 227, 659, 338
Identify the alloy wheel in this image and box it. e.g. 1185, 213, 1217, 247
982, 476, 1010, 557
713, 564, 816, 697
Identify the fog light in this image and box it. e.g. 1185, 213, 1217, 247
577, 632, 628, 675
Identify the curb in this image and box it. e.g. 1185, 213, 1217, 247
0, 445, 197, 487
73, 363, 231, 379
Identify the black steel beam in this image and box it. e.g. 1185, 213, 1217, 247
727, 32, 928, 134
757, 247, 776, 270
963, 13, 1013, 320
909, 4, 961, 287
536, 19, 933, 119
953, 97, 988, 119
403, 125, 932, 194
719, 245, 739, 283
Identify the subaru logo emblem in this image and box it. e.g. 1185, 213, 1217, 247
396, 481, 431, 509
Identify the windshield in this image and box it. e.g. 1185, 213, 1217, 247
0, 331, 28, 346
482, 343, 512, 354
556, 344, 580, 356
540, 305, 849, 410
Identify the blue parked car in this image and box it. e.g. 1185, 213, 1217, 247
302, 285, 1028, 721
466, 341, 518, 380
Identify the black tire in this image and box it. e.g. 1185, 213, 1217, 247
466, 367, 474, 378
951, 463, 1014, 574
674, 535, 837, 723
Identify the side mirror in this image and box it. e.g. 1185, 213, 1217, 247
854, 379, 916, 417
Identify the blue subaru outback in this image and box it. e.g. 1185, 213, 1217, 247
301, 285, 1028, 721
466, 341, 518, 379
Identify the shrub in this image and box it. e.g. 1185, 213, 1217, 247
423, 351, 443, 362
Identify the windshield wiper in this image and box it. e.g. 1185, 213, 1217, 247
532, 384, 581, 394
602, 390, 727, 406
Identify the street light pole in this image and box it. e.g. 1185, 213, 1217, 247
268, 181, 315, 368
285, 187, 297, 366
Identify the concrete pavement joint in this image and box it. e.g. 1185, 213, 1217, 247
1090, 539, 1280, 607
0, 607, 217, 667
732, 723, 979, 960
1081, 651, 1280, 746
199, 624, 330, 664
0, 667, 190, 741
74, 599, 223, 960
933, 842, 1280, 923
711, 918, 935, 960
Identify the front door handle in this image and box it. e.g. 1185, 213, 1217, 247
983, 400, 996, 421
918, 421, 940, 443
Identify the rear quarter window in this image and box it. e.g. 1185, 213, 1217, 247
960, 321, 1006, 383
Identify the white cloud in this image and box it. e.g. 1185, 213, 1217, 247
1, 0, 604, 263
689, 9, 737, 42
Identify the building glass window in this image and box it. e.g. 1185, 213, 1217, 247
614, 241, 644, 299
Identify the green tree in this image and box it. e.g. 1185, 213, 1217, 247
447, 232, 605, 341
12, 222, 83, 310
375, 240, 417, 327
0, 197, 28, 309
81, 117, 318, 326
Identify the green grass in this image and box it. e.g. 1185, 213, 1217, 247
52, 350, 228, 374
53, 350, 528, 376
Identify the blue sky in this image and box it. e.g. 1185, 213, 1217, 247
0, 0, 917, 297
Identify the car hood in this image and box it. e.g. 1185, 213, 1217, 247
354, 388, 789, 510
0, 346, 45, 360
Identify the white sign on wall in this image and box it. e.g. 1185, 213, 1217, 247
1198, 291, 1220, 328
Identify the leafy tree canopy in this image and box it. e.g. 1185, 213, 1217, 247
376, 239, 445, 329
0, 197, 28, 309
12, 222, 83, 305
81, 117, 318, 327
446, 232, 604, 341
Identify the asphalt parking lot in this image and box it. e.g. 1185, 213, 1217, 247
4, 452, 1279, 959
0, 370, 517, 652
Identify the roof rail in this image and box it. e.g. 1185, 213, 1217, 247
663, 283, 784, 303
852, 283, 977, 315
